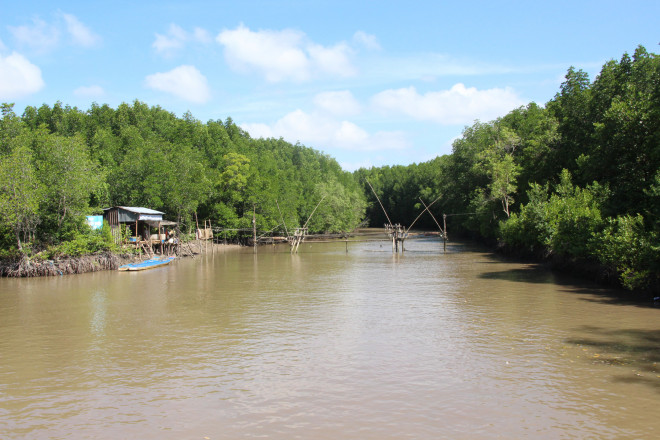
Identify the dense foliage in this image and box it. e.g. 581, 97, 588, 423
0, 101, 366, 258
357, 45, 660, 292
2, 45, 657, 292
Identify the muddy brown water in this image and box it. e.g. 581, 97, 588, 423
1, 239, 658, 439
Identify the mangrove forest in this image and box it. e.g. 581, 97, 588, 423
0, 45, 658, 293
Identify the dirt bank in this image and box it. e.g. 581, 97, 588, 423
0, 242, 244, 278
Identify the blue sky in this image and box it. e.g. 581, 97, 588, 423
1, 1, 658, 170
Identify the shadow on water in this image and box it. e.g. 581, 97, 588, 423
565, 326, 660, 391
478, 264, 558, 284
477, 252, 659, 309
570, 287, 659, 308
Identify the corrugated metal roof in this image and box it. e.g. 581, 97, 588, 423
103, 206, 165, 215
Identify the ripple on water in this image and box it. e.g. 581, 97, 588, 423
0, 240, 657, 439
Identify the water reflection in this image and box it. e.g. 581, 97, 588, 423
90, 290, 107, 338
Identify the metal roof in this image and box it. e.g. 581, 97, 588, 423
103, 206, 165, 215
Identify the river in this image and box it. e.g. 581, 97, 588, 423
0, 238, 658, 439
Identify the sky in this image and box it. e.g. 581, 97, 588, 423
1, 1, 658, 171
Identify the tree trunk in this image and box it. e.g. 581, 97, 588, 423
15, 229, 23, 252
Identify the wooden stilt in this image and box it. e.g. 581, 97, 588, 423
253, 204, 257, 254
443, 213, 447, 253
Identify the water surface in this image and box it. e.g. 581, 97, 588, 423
1, 239, 658, 439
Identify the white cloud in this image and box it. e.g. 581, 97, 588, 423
153, 24, 212, 56
240, 109, 408, 152
216, 24, 356, 82
307, 42, 355, 77
61, 13, 101, 47
0, 52, 44, 99
73, 85, 105, 97
353, 31, 380, 50
0, 39, 6, 51
8, 18, 60, 53
193, 27, 212, 44
217, 25, 309, 82
8, 13, 100, 52
313, 90, 361, 116
372, 83, 525, 125
144, 65, 211, 104
153, 24, 186, 54
364, 53, 518, 84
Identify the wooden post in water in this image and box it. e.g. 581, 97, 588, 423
386, 223, 406, 253
195, 211, 201, 254
443, 213, 447, 253
290, 227, 307, 253
253, 204, 257, 253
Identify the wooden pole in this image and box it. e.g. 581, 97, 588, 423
303, 196, 326, 229
406, 195, 442, 235
194, 211, 200, 254
253, 204, 257, 253
443, 213, 447, 253
418, 198, 446, 253
211, 220, 214, 255
276, 200, 290, 239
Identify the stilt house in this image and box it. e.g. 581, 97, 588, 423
103, 206, 174, 244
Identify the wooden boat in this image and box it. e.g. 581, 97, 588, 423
118, 256, 175, 271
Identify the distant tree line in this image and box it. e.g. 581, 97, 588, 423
0, 100, 366, 258
1, 45, 657, 292
356, 45, 659, 292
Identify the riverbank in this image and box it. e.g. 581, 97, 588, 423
0, 241, 244, 278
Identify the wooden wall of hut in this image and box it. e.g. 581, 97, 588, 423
105, 208, 121, 244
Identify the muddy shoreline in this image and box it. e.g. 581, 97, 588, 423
0, 242, 243, 278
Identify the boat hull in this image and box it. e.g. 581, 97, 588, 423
118, 256, 175, 271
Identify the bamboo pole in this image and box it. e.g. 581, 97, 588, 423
276, 200, 290, 239
303, 196, 326, 229
418, 198, 447, 253
418, 198, 444, 234
405, 195, 442, 234
365, 179, 393, 227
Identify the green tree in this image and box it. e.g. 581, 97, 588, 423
0, 144, 42, 251
34, 134, 101, 235
166, 144, 210, 225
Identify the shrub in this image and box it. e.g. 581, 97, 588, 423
47, 220, 118, 258
499, 182, 550, 252
590, 214, 660, 290
499, 170, 604, 259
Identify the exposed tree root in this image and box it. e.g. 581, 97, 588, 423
0, 252, 127, 277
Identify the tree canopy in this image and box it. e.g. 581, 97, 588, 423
355, 45, 659, 292
0, 100, 366, 256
